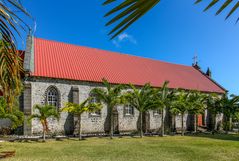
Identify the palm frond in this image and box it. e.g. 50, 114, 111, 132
0, 0, 30, 50
103, 0, 160, 39
196, 0, 239, 22
0, 0, 29, 111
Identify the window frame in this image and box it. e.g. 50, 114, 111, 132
45, 87, 59, 108
124, 104, 134, 116
89, 94, 101, 117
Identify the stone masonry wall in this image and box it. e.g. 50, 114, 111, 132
25, 77, 201, 135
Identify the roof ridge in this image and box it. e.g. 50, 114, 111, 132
34, 37, 192, 68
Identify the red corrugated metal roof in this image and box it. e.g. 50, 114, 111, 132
31, 37, 226, 93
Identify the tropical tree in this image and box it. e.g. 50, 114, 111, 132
220, 94, 239, 132
205, 93, 223, 131
188, 91, 206, 132
90, 79, 125, 139
124, 83, 159, 138
0, 97, 24, 130
103, 0, 239, 39
0, 1, 31, 111
154, 81, 173, 136
170, 90, 191, 136
0, 40, 23, 112
28, 105, 60, 142
61, 99, 102, 140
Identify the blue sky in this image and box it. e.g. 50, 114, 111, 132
20, 0, 239, 94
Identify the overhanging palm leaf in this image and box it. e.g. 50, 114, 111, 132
195, 0, 239, 22
104, 0, 239, 39
0, 0, 30, 51
103, 0, 160, 39
0, 0, 30, 111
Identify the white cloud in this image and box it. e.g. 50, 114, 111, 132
112, 33, 137, 47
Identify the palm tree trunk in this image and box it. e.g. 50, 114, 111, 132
42, 122, 46, 142
161, 108, 164, 137
43, 130, 46, 142
181, 113, 184, 136
194, 114, 197, 133
140, 111, 143, 138
109, 107, 114, 139
214, 114, 217, 131
78, 115, 82, 140
171, 114, 176, 133
229, 116, 232, 131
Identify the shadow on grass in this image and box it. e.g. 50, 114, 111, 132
0, 151, 15, 159
188, 133, 239, 142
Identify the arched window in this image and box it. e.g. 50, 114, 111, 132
89, 94, 101, 117
46, 87, 59, 107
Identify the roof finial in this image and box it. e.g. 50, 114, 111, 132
192, 52, 201, 70
193, 53, 198, 66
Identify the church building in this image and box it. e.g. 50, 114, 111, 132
21, 37, 226, 135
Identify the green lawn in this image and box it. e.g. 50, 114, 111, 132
1, 134, 239, 161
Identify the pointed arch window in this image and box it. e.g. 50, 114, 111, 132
46, 87, 59, 107
89, 94, 101, 117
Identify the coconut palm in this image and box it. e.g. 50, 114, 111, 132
171, 90, 191, 136
124, 83, 159, 138
103, 0, 239, 39
28, 105, 60, 142
61, 99, 102, 140
0, 97, 24, 129
90, 79, 125, 139
154, 81, 174, 136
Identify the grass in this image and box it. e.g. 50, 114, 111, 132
1, 134, 239, 161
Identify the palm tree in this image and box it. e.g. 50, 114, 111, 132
220, 94, 239, 132
188, 91, 206, 133
103, 0, 238, 39
90, 79, 125, 139
28, 105, 60, 142
171, 90, 191, 136
124, 83, 159, 138
0, 40, 23, 112
61, 99, 102, 140
205, 93, 223, 131
0, 1, 31, 111
0, 97, 24, 129
154, 81, 173, 136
